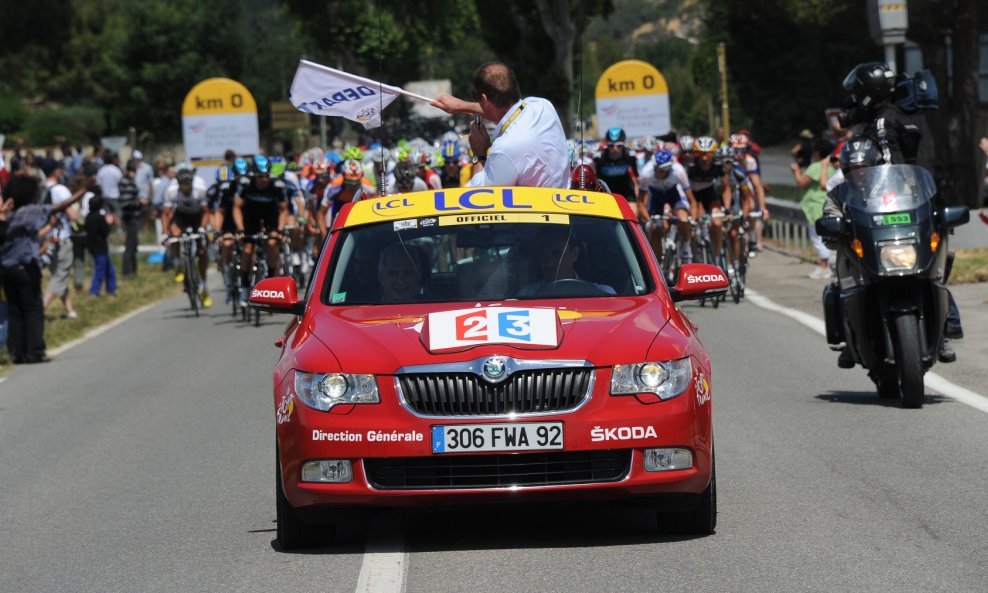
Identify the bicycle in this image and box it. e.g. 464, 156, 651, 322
164, 228, 205, 316
279, 224, 310, 288
220, 233, 245, 318
242, 232, 271, 326
647, 211, 692, 286
694, 214, 720, 309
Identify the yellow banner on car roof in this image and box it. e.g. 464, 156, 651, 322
343, 187, 626, 227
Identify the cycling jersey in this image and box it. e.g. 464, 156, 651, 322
594, 153, 638, 201
236, 176, 288, 234
207, 179, 240, 233
640, 161, 691, 215
323, 174, 376, 218
422, 168, 443, 190
687, 161, 724, 210
725, 164, 754, 212
165, 177, 209, 215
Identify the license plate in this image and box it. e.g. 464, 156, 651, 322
882, 212, 912, 225
431, 422, 563, 454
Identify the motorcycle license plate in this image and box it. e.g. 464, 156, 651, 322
431, 423, 563, 453
882, 212, 912, 225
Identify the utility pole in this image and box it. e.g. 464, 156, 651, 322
717, 43, 730, 139
868, 0, 908, 73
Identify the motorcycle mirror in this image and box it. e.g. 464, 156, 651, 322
941, 205, 969, 229
815, 216, 845, 238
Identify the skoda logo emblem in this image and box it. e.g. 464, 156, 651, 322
482, 357, 508, 382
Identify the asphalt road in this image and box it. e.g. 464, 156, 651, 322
1, 283, 986, 593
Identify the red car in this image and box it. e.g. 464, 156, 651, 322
250, 186, 728, 549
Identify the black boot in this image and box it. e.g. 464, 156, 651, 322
837, 346, 855, 369
938, 339, 956, 363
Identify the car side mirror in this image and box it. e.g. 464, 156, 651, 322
248, 276, 305, 315
667, 263, 729, 302
941, 205, 969, 229
815, 216, 844, 238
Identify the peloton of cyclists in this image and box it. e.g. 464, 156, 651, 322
232, 155, 289, 306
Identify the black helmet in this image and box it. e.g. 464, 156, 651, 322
394, 161, 418, 192
842, 62, 896, 110
839, 136, 880, 171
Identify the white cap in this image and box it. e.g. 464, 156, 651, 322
133, 150, 143, 159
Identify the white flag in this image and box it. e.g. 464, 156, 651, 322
289, 60, 401, 129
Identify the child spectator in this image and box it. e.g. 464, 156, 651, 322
85, 193, 117, 296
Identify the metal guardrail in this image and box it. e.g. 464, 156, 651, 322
764, 196, 809, 255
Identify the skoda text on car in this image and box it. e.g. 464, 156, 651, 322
249, 186, 729, 549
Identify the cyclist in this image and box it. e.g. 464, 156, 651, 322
272, 156, 310, 277
640, 149, 697, 264
164, 164, 212, 307
678, 134, 696, 168
594, 127, 641, 218
318, 159, 376, 239
207, 162, 242, 302
393, 161, 428, 194
730, 132, 768, 254
439, 139, 461, 188
232, 155, 288, 302
720, 146, 757, 280
689, 136, 731, 261
413, 151, 443, 190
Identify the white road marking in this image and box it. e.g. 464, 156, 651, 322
355, 515, 408, 593
746, 289, 988, 414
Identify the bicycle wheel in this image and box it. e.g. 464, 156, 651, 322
185, 253, 199, 317
704, 244, 720, 309
724, 240, 741, 304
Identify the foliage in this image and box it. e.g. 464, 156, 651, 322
23, 106, 105, 146
0, 96, 27, 135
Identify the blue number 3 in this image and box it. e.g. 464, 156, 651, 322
497, 311, 531, 341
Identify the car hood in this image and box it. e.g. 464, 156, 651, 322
304, 296, 673, 373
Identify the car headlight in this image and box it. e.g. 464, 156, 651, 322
879, 242, 917, 272
610, 358, 691, 400
294, 371, 379, 411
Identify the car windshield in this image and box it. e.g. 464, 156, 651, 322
840, 164, 936, 213
324, 215, 651, 305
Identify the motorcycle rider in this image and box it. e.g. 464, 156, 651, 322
834, 62, 961, 363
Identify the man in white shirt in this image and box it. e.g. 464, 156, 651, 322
431, 62, 568, 189
96, 152, 123, 215
132, 150, 155, 203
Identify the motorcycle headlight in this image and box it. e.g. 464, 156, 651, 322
294, 371, 379, 411
879, 242, 917, 273
610, 358, 692, 400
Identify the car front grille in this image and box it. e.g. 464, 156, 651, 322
364, 450, 632, 490
397, 369, 592, 417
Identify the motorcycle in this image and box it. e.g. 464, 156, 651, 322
816, 164, 969, 408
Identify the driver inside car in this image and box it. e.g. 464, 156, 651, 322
517, 227, 615, 297
378, 243, 429, 303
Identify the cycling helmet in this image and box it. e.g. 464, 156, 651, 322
176, 167, 195, 185
394, 161, 418, 192
269, 156, 287, 178
570, 164, 603, 192
679, 135, 696, 153
654, 149, 675, 171
441, 139, 460, 159
838, 136, 880, 171
370, 147, 391, 164
341, 159, 364, 182
253, 154, 270, 175
605, 127, 626, 144
233, 157, 249, 176
842, 62, 896, 110
432, 152, 446, 168
341, 146, 364, 161
694, 136, 718, 155
729, 133, 749, 151
312, 159, 330, 175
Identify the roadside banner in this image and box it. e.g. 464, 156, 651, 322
595, 60, 671, 138
181, 77, 260, 180
289, 60, 434, 129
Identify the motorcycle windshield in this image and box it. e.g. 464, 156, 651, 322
841, 165, 936, 213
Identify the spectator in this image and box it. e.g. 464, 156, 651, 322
132, 150, 155, 204
40, 159, 79, 319
85, 193, 116, 297
0, 172, 87, 363
67, 175, 93, 291
118, 159, 144, 277
791, 129, 813, 169
791, 138, 834, 279
96, 152, 123, 216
